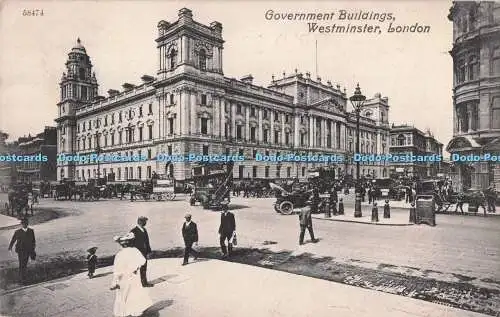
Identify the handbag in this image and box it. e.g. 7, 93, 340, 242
231, 232, 237, 246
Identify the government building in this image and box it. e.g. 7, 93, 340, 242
389, 124, 443, 179
446, 2, 500, 191
55, 8, 390, 182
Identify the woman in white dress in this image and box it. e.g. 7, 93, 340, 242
110, 232, 153, 317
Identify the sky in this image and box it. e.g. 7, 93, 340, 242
0, 0, 454, 150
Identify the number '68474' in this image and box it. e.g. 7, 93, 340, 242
22, 9, 44, 16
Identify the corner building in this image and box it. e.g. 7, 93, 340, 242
56, 8, 390, 182
446, 1, 500, 191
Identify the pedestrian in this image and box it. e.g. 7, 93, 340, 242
87, 247, 98, 278
110, 233, 153, 317
383, 200, 390, 218
371, 202, 379, 222
478, 191, 488, 215
368, 187, 373, 204
299, 202, 318, 245
8, 217, 36, 284
130, 216, 153, 287
182, 213, 199, 265
329, 188, 338, 215
338, 197, 344, 215
454, 192, 464, 214
218, 202, 236, 258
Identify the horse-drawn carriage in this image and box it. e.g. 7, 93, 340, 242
129, 177, 176, 201
6, 183, 33, 217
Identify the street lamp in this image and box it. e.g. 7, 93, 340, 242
350, 83, 366, 218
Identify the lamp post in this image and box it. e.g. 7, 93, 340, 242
349, 83, 366, 218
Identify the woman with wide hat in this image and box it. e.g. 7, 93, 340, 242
110, 232, 153, 317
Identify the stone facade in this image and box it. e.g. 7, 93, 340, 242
446, 1, 500, 190
389, 125, 443, 179
56, 8, 390, 182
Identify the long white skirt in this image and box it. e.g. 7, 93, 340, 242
113, 271, 153, 317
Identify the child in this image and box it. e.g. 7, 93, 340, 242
338, 198, 344, 215
87, 247, 98, 278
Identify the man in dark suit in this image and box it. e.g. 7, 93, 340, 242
181, 213, 199, 265
218, 203, 236, 257
130, 216, 153, 287
299, 203, 318, 245
8, 217, 36, 284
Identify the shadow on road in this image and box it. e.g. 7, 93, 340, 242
1, 246, 498, 316
143, 299, 174, 317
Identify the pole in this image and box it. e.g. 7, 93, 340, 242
354, 108, 362, 217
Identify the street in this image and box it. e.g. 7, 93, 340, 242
0, 194, 499, 315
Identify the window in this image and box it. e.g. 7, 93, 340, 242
236, 125, 242, 139
168, 118, 174, 135
285, 114, 290, 123
287, 167, 291, 178
199, 49, 206, 71
274, 131, 279, 143
147, 166, 152, 179
457, 59, 466, 83
301, 167, 306, 177
138, 167, 142, 180
285, 132, 290, 145
201, 94, 207, 106
167, 145, 172, 155
252, 166, 257, 178
493, 47, 500, 76
397, 134, 405, 146
170, 94, 175, 105
139, 127, 143, 141
263, 129, 268, 143
300, 116, 304, 124
148, 104, 153, 115
238, 148, 244, 156
147, 149, 152, 159
148, 125, 153, 140
225, 148, 230, 156
224, 102, 229, 113
119, 112, 122, 123
239, 165, 244, 179
203, 145, 209, 155
250, 127, 256, 142
252, 150, 257, 158
201, 118, 208, 135
468, 56, 478, 81
265, 166, 270, 178
111, 113, 115, 124
276, 166, 281, 178
492, 98, 500, 130
250, 107, 256, 117
104, 135, 108, 147
224, 123, 229, 138
237, 104, 242, 114
169, 48, 177, 69
129, 168, 133, 179
300, 133, 306, 146
263, 110, 268, 119
139, 106, 143, 117
274, 111, 279, 122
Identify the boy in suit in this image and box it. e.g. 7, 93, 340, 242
8, 217, 36, 284
182, 214, 199, 265
87, 247, 98, 278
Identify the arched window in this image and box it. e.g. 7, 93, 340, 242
493, 47, 500, 76
468, 56, 478, 81
169, 48, 177, 69
457, 59, 466, 83
492, 98, 500, 130
199, 49, 206, 71
397, 134, 405, 146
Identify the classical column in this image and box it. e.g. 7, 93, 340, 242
270, 113, 275, 144
309, 117, 314, 147
231, 102, 236, 138
258, 109, 263, 142
321, 119, 327, 149
294, 115, 300, 147
331, 120, 335, 149
281, 113, 286, 145
182, 36, 189, 63
340, 123, 346, 150
190, 91, 197, 135
245, 105, 250, 141
467, 104, 474, 132
176, 91, 182, 135
213, 95, 220, 137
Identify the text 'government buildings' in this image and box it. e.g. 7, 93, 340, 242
55, 8, 390, 181
446, 1, 500, 191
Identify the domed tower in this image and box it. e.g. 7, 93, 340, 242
56, 38, 99, 180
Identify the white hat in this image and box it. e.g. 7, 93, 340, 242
113, 232, 135, 242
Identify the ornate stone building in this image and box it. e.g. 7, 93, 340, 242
56, 8, 390, 181
389, 124, 443, 179
446, 2, 500, 190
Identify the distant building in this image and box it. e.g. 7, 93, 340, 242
446, 1, 500, 190
389, 124, 443, 179
0, 131, 15, 186
15, 127, 57, 183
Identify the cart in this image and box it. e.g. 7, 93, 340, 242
152, 179, 176, 201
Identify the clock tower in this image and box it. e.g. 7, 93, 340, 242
55, 38, 99, 180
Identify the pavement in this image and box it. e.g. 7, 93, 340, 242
0, 258, 489, 317
0, 214, 20, 230
312, 210, 413, 226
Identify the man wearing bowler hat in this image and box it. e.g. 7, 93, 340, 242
218, 201, 236, 257
130, 216, 153, 287
8, 217, 36, 284
182, 213, 199, 265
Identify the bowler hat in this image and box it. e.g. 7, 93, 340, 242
87, 247, 98, 253
184, 213, 192, 219
138, 216, 148, 221
20, 217, 29, 224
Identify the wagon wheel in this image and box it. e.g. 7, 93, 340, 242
165, 192, 175, 201
279, 201, 294, 215
274, 203, 280, 213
